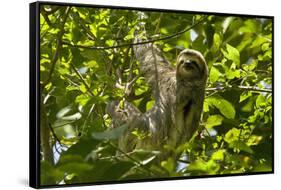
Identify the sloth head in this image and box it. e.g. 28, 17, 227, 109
176, 49, 208, 81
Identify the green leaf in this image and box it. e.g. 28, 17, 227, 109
80, 49, 98, 60
56, 106, 72, 118
161, 157, 175, 174
256, 94, 266, 108
239, 91, 252, 103
87, 60, 99, 68
79, 84, 88, 93
92, 124, 128, 140
211, 149, 225, 161
221, 44, 240, 66
209, 66, 221, 83
261, 42, 270, 52
247, 135, 263, 146
54, 124, 76, 139
102, 161, 135, 180
62, 138, 99, 158
229, 140, 254, 154
188, 159, 219, 174
225, 69, 240, 80
212, 33, 221, 52
239, 19, 258, 34
41, 161, 64, 185
131, 128, 150, 140
242, 60, 258, 71
124, 34, 134, 41
222, 17, 234, 33
203, 100, 209, 112
206, 97, 236, 119
75, 94, 90, 106
146, 100, 155, 111
188, 159, 208, 172
130, 149, 161, 162
205, 115, 224, 129
224, 128, 240, 144
58, 161, 93, 175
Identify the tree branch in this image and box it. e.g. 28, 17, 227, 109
236, 85, 272, 93
206, 85, 272, 93
48, 123, 62, 147
61, 16, 208, 50
40, 102, 54, 165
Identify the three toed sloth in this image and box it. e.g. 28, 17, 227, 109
107, 40, 208, 160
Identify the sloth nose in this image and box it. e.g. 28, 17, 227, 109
184, 60, 196, 65
184, 61, 194, 67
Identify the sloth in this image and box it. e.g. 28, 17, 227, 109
107, 39, 208, 158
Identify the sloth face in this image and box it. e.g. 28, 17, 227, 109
176, 49, 208, 81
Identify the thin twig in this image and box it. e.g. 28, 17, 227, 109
206, 85, 272, 93
236, 85, 272, 93
178, 159, 191, 164
53, 142, 61, 155
70, 11, 97, 41
69, 62, 94, 97
48, 123, 62, 147
108, 142, 158, 176
81, 84, 107, 135
41, 9, 52, 26
61, 16, 208, 50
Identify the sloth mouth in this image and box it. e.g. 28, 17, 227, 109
183, 100, 193, 119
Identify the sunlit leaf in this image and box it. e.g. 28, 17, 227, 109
239, 91, 252, 103
212, 33, 221, 52
221, 44, 240, 66
247, 135, 263, 146
161, 157, 175, 174
209, 66, 221, 83
205, 114, 224, 129
206, 97, 236, 119
211, 149, 225, 161
229, 140, 254, 154
146, 100, 155, 111
256, 94, 266, 108
224, 128, 240, 144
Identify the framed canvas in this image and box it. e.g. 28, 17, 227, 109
29, 1, 274, 188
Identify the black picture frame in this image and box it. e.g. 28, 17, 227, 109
30, 1, 274, 188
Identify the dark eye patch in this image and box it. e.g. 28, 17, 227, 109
184, 60, 200, 71
179, 59, 185, 65
190, 61, 198, 67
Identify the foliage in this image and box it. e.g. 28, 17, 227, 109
39, 5, 273, 186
